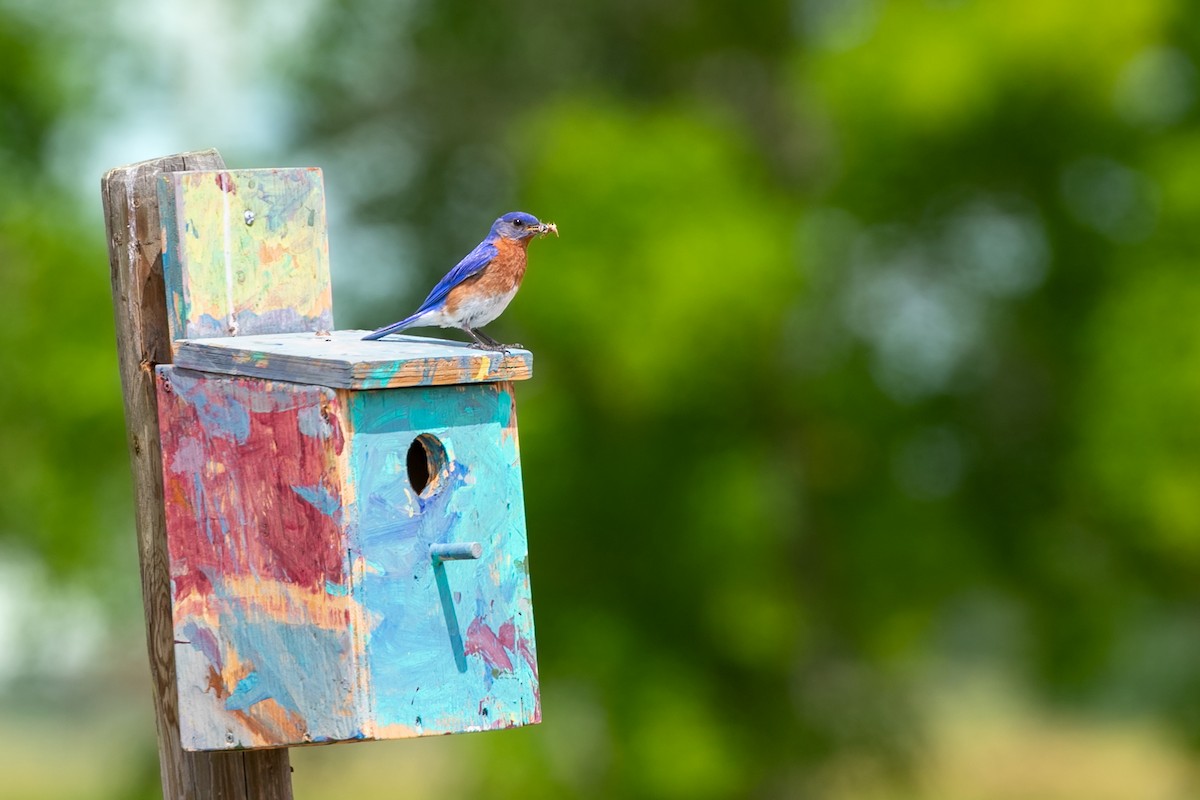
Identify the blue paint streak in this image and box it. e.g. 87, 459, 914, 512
221, 602, 359, 737
226, 671, 271, 711
193, 473, 215, 546
257, 177, 315, 233
169, 369, 252, 443
291, 483, 341, 517
297, 404, 328, 438
434, 562, 468, 673
181, 620, 223, 671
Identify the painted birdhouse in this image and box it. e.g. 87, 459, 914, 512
153, 167, 539, 751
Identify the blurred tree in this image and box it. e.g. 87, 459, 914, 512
287, 0, 1200, 795
0, 7, 130, 586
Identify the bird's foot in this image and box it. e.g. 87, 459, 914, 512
467, 328, 522, 354
468, 341, 518, 355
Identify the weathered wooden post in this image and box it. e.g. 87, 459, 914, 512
103, 150, 294, 798
104, 153, 541, 794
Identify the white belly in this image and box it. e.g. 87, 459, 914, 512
454, 286, 519, 328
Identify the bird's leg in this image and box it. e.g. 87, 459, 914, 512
474, 328, 501, 347
464, 327, 492, 349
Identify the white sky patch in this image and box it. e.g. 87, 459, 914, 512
842, 239, 988, 402
1060, 156, 1159, 243
1114, 46, 1196, 129
41, 0, 323, 204
0, 559, 18, 684
794, 0, 880, 52
943, 200, 1048, 298
0, 549, 107, 687
820, 194, 1052, 402
45, 0, 419, 327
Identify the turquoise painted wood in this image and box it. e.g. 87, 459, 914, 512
348, 384, 537, 737
157, 368, 538, 750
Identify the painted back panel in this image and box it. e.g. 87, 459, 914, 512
159, 168, 333, 341
348, 382, 540, 737
157, 367, 361, 749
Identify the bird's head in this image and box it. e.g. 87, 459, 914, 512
492, 211, 558, 241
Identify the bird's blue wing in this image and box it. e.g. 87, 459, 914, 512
362, 237, 500, 341
413, 238, 499, 314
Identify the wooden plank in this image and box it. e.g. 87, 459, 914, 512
103, 151, 293, 798
157, 367, 362, 750
159, 168, 333, 341
172, 330, 533, 389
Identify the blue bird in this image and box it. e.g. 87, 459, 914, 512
363, 212, 557, 350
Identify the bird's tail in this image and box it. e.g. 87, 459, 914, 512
362, 311, 426, 341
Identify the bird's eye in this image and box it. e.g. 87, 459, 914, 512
513, 219, 524, 226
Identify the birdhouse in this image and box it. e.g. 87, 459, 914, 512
153, 167, 540, 751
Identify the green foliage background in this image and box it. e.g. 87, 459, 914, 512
3, 0, 1200, 797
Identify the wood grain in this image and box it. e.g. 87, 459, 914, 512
103, 150, 294, 799
172, 330, 533, 388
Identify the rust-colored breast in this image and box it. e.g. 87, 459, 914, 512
445, 237, 528, 312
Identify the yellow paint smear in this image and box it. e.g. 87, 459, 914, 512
175, 576, 352, 630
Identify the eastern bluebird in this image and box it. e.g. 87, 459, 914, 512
363, 211, 557, 350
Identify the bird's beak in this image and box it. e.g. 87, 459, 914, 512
536, 222, 558, 238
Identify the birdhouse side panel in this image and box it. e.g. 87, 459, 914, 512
346, 382, 540, 738
156, 367, 362, 750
